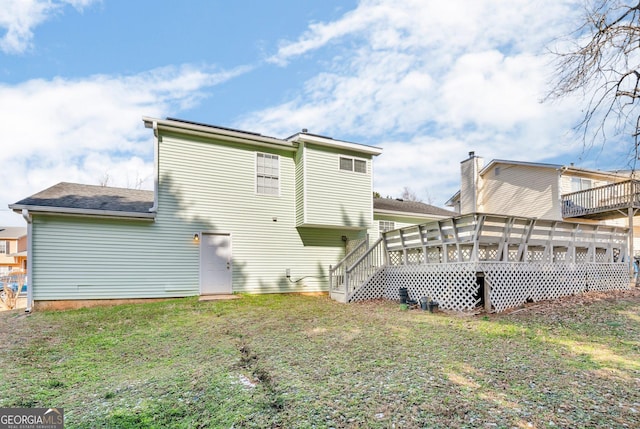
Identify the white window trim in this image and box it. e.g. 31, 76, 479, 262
379, 220, 395, 233
339, 155, 368, 174
255, 152, 281, 196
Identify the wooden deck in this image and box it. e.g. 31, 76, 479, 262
562, 179, 640, 220
330, 213, 630, 312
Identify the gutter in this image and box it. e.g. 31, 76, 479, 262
143, 117, 297, 152
21, 209, 32, 313
9, 205, 156, 220
291, 133, 383, 156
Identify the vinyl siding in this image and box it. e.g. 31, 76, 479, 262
300, 143, 373, 229
295, 144, 305, 226
157, 133, 360, 294
30, 215, 182, 301
29, 131, 376, 300
372, 213, 443, 239
479, 165, 561, 220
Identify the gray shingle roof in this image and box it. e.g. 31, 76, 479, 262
11, 182, 154, 214
373, 198, 456, 217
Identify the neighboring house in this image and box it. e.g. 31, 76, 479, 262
372, 197, 456, 239
446, 152, 630, 220
446, 151, 639, 252
10, 117, 391, 309
0, 227, 27, 275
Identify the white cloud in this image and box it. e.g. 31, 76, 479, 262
0, 0, 100, 54
243, 0, 587, 205
0, 64, 251, 226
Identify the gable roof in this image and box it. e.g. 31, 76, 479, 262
144, 116, 383, 156
374, 198, 456, 218
10, 182, 155, 220
0, 226, 27, 239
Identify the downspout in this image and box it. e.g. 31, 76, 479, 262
149, 120, 159, 213
22, 209, 33, 313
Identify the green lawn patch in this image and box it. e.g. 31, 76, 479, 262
1, 290, 639, 428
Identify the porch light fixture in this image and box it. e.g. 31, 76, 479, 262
194, 233, 199, 241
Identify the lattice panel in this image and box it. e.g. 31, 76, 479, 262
553, 248, 568, 262
575, 248, 589, 263
388, 251, 403, 266
349, 268, 387, 302
527, 247, 546, 262
595, 249, 607, 263
460, 245, 473, 262
480, 263, 533, 312
383, 263, 479, 311
586, 263, 630, 291
406, 248, 423, 265
478, 246, 499, 261
426, 248, 441, 263
528, 263, 586, 301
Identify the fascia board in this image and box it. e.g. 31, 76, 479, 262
291, 134, 383, 156
144, 117, 296, 152
9, 204, 156, 220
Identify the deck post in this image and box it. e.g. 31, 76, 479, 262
629, 206, 635, 277
329, 265, 333, 291
483, 274, 492, 312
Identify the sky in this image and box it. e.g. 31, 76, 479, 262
0, 0, 632, 226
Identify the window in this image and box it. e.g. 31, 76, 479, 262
0, 240, 7, 254
571, 177, 592, 192
339, 157, 367, 173
379, 220, 395, 233
354, 159, 367, 173
256, 153, 279, 195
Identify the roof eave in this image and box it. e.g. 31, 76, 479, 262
143, 117, 297, 152
374, 209, 452, 219
290, 134, 383, 156
9, 204, 156, 221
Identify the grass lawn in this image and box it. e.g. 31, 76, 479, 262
1, 290, 639, 428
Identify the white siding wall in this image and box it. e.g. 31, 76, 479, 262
480, 165, 561, 220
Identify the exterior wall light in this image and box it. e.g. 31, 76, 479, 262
194, 233, 199, 241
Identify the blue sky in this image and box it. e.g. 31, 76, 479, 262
0, 0, 631, 226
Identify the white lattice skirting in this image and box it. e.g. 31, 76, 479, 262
349, 262, 629, 313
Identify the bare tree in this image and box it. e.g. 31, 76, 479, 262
98, 172, 110, 187
400, 186, 422, 202
547, 0, 640, 165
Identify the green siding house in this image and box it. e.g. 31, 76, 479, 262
10, 118, 385, 310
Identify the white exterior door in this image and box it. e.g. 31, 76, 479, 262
200, 233, 232, 295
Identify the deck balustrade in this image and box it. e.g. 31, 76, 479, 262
562, 179, 640, 219
329, 213, 630, 312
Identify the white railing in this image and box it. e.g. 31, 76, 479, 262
344, 238, 386, 298
330, 238, 386, 301
329, 238, 369, 292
